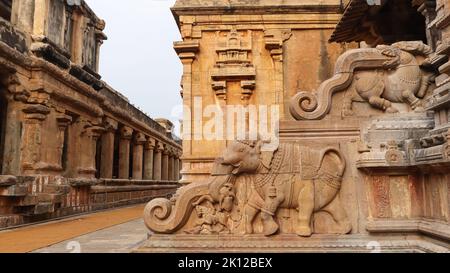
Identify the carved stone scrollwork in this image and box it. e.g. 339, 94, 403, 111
290, 41, 435, 120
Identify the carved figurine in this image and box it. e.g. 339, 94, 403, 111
144, 137, 351, 237
290, 41, 434, 120
343, 41, 433, 115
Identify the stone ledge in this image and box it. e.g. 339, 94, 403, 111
90, 184, 179, 194
135, 234, 450, 253
172, 0, 342, 14
0, 175, 17, 187
367, 219, 450, 241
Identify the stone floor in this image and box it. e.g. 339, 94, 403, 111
0, 204, 148, 253
33, 219, 148, 253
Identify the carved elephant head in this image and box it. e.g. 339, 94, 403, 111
221, 139, 263, 175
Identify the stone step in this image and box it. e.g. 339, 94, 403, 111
0, 185, 28, 197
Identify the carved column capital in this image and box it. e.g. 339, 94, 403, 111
163, 146, 171, 156
23, 104, 51, 121
120, 126, 133, 139
174, 40, 200, 62
56, 114, 73, 129
145, 137, 157, 150
155, 142, 165, 153
2, 73, 30, 102
134, 132, 147, 145
103, 117, 119, 132
85, 125, 105, 139
264, 29, 292, 62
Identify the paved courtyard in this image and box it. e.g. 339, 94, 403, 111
33, 219, 148, 253
0, 205, 148, 253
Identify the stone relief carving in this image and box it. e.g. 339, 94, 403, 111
144, 138, 351, 237
290, 41, 435, 120
211, 29, 256, 101
357, 112, 435, 170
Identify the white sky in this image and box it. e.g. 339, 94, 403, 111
84, 0, 183, 134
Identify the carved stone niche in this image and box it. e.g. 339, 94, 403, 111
144, 137, 351, 239
211, 29, 256, 101
289, 41, 436, 120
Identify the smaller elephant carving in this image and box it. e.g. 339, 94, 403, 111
343, 41, 433, 115
290, 40, 435, 120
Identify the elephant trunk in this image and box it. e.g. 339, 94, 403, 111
144, 175, 231, 234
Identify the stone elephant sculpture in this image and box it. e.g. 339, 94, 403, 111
144, 138, 351, 237
221, 139, 351, 237
290, 41, 434, 120
342, 41, 433, 115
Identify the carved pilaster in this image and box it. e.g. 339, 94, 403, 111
3, 74, 30, 103
416, 0, 438, 50
78, 123, 104, 177
174, 40, 199, 157
56, 113, 72, 170
21, 104, 51, 172
265, 29, 292, 117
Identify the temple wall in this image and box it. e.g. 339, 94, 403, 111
172, 0, 356, 184
156, 0, 450, 251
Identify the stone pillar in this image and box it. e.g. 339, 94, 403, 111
56, 113, 72, 170
21, 104, 51, 174
11, 0, 35, 33
153, 142, 164, 181
162, 146, 169, 181
79, 124, 104, 178
132, 132, 146, 180
100, 118, 118, 179
143, 138, 156, 180
168, 148, 174, 181
118, 126, 133, 179
179, 158, 183, 180
174, 153, 180, 181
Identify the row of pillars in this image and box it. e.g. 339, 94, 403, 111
99, 122, 181, 181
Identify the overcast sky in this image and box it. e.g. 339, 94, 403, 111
85, 0, 183, 134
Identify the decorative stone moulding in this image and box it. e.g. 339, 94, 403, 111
290, 41, 434, 120
210, 29, 256, 101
